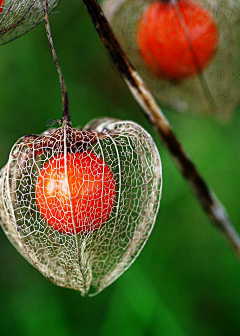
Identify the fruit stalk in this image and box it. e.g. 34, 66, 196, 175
42, 0, 70, 124
80, 0, 240, 260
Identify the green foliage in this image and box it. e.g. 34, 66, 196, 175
0, 1, 239, 335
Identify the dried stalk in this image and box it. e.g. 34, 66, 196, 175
80, 0, 240, 259
42, 0, 70, 124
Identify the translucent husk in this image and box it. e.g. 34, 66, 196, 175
103, 0, 240, 119
0, 0, 60, 45
0, 118, 162, 296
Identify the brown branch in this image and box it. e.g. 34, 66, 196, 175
80, 0, 240, 260
42, 0, 70, 124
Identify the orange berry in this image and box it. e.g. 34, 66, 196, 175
35, 151, 116, 234
136, 0, 218, 81
0, 0, 4, 15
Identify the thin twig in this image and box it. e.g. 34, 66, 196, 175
80, 0, 240, 260
42, 0, 70, 124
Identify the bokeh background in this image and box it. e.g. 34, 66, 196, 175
0, 1, 240, 335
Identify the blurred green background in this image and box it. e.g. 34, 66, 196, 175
0, 1, 240, 335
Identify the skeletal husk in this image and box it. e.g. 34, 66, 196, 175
103, 0, 240, 119
0, 118, 162, 296
0, 0, 60, 45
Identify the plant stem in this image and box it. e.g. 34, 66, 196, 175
42, 0, 70, 124
80, 0, 240, 260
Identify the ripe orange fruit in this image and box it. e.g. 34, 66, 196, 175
0, 0, 4, 15
136, 0, 218, 81
35, 151, 116, 234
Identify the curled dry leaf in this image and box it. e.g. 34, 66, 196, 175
103, 0, 240, 119
0, 0, 60, 45
0, 118, 162, 296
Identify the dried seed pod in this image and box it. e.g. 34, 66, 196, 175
0, 119, 162, 296
103, 0, 240, 119
0, 0, 60, 45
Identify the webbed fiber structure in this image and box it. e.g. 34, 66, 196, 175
0, 0, 60, 45
0, 118, 162, 296
103, 0, 240, 119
